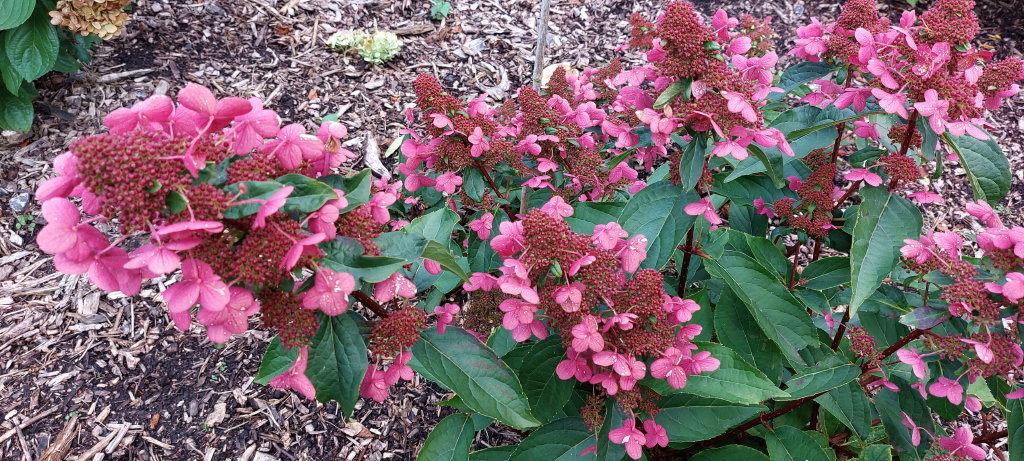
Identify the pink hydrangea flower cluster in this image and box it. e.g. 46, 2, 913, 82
626, 4, 796, 163
792, 0, 1023, 139
463, 196, 717, 458
890, 201, 1024, 418
401, 71, 647, 210
36, 84, 375, 399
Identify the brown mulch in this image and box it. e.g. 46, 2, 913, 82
0, 0, 1021, 460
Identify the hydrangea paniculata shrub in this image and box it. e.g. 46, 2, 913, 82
37, 0, 1024, 459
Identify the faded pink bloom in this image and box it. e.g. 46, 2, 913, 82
435, 303, 460, 335
732, 52, 777, 86
753, 197, 776, 219
522, 175, 553, 189
368, 191, 397, 224
197, 287, 260, 343
684, 198, 723, 228
469, 212, 494, 240
463, 272, 498, 292
434, 172, 463, 194
270, 348, 316, 400
604, 312, 639, 332
642, 419, 668, 449
929, 377, 964, 405
35, 152, 82, 202
853, 120, 879, 140
124, 244, 181, 275
554, 283, 585, 312
965, 396, 982, 413
711, 137, 750, 161
721, 90, 757, 122
281, 233, 326, 271
264, 123, 324, 170
230, 98, 280, 154
568, 254, 596, 277
252, 186, 294, 229
914, 89, 950, 135
939, 427, 986, 460
609, 419, 646, 460
961, 338, 994, 364
617, 235, 648, 273
650, 347, 688, 389
932, 231, 963, 258
987, 272, 1024, 303
571, 316, 605, 352
681, 350, 720, 375
302, 269, 355, 316
791, 18, 826, 61
966, 200, 1003, 228
845, 168, 882, 187
663, 295, 699, 323
901, 236, 934, 264
592, 222, 629, 250
537, 157, 559, 172
835, 88, 871, 112
556, 348, 593, 382
908, 191, 944, 204
491, 221, 525, 256
901, 412, 923, 446
384, 351, 414, 385
359, 364, 389, 402
541, 196, 574, 218
374, 273, 416, 302
429, 113, 452, 130
177, 83, 252, 133
896, 347, 928, 380
36, 198, 87, 254
423, 258, 442, 275
500, 298, 538, 331
871, 88, 909, 119
104, 94, 174, 134
468, 127, 490, 157
162, 258, 230, 314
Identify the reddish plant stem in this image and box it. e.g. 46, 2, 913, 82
830, 309, 852, 351
829, 67, 856, 164
678, 390, 831, 455
896, 110, 920, 159
475, 162, 507, 199
678, 227, 696, 296
975, 429, 1009, 445
787, 241, 802, 290
811, 236, 823, 261
352, 290, 389, 319
861, 328, 927, 372
834, 179, 863, 208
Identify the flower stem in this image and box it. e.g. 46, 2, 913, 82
352, 290, 389, 319
678, 227, 695, 296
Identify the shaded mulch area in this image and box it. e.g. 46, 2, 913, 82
0, 0, 1020, 459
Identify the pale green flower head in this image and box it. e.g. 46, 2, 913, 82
327, 30, 368, 50
359, 31, 402, 64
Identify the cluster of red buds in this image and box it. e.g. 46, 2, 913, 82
462, 196, 716, 458
35, 84, 435, 401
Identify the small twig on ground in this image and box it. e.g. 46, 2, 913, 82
0, 408, 58, 444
